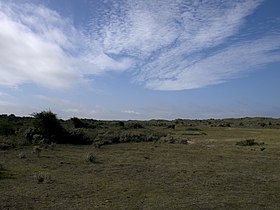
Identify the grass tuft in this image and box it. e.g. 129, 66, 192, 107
86, 153, 96, 163
34, 171, 52, 183
236, 139, 262, 146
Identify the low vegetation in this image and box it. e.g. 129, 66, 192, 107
236, 139, 263, 146
34, 171, 52, 184
0, 111, 280, 209
86, 153, 96, 163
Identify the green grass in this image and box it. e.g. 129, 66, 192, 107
1, 126, 280, 209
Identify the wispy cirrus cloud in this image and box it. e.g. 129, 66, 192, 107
144, 36, 280, 90
88, 0, 280, 90
1, 0, 280, 91
0, 1, 132, 89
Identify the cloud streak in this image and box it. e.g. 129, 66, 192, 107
122, 110, 140, 115
0, 0, 279, 91
0, 1, 83, 89
89, 0, 280, 90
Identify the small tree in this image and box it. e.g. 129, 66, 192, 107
32, 111, 65, 144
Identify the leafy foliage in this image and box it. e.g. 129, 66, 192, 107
29, 111, 92, 145
71, 117, 95, 129
32, 111, 66, 144
67, 129, 92, 145
0, 122, 16, 136
236, 139, 262, 146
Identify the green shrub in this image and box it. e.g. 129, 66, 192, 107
67, 129, 92, 145
119, 131, 158, 143
158, 135, 188, 144
0, 122, 16, 136
24, 127, 37, 144
71, 117, 95, 129
86, 153, 96, 163
34, 171, 51, 183
236, 139, 259, 146
167, 124, 175, 129
129, 123, 144, 129
32, 111, 66, 144
95, 131, 120, 145
118, 121, 125, 127
30, 111, 92, 145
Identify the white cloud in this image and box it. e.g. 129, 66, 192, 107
145, 36, 280, 90
0, 0, 279, 91
0, 1, 83, 89
0, 1, 132, 89
88, 0, 280, 90
122, 110, 140, 115
81, 53, 133, 74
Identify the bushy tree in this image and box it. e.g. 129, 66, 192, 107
23, 110, 94, 145
32, 111, 66, 144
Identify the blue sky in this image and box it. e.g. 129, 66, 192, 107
0, 0, 279, 120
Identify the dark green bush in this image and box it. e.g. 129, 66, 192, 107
29, 111, 91, 145
120, 131, 147, 143
32, 111, 66, 144
167, 124, 175, 129
0, 122, 16, 136
129, 123, 144, 129
118, 121, 125, 127
158, 135, 188, 144
67, 129, 92, 145
236, 139, 259, 146
71, 117, 95, 129
24, 127, 37, 144
95, 131, 120, 145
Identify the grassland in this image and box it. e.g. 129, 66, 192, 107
1, 115, 280, 209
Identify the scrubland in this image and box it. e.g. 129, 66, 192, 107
1, 113, 280, 209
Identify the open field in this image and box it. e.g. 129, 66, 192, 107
1, 125, 280, 210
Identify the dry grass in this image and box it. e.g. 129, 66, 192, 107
1, 127, 280, 209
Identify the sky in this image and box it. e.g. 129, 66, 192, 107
0, 0, 280, 120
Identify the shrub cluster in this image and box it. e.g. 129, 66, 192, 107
71, 117, 95, 129
93, 130, 165, 146
0, 122, 16, 136
31, 111, 66, 144
158, 135, 188, 144
25, 111, 92, 145
236, 139, 263, 146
